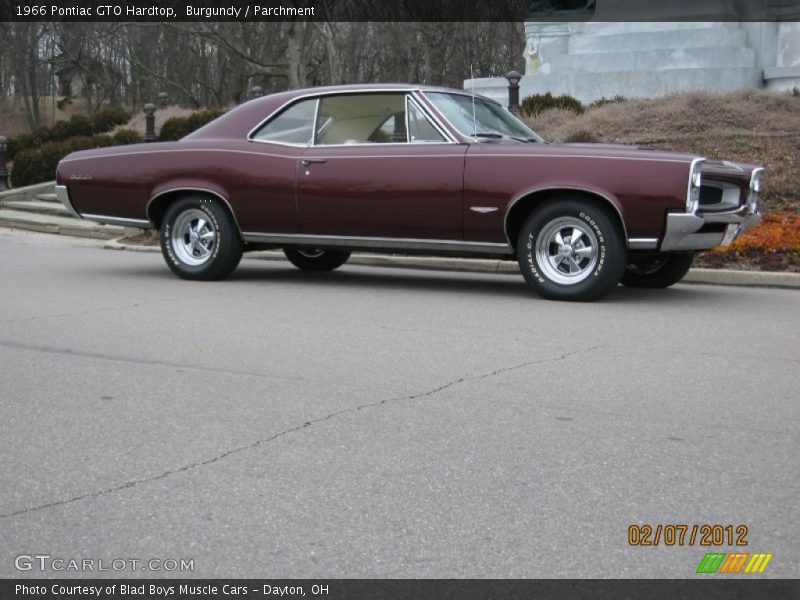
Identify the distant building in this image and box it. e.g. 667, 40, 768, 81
466, 1, 800, 104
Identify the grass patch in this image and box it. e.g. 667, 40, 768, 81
525, 89, 800, 213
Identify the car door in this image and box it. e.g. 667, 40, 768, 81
295, 92, 467, 240
242, 96, 317, 233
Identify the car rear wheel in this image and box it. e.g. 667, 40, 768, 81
621, 252, 695, 288
517, 198, 627, 301
160, 196, 243, 280
283, 248, 351, 271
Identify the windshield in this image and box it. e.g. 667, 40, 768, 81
425, 92, 545, 143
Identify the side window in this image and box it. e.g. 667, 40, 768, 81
407, 100, 446, 143
315, 93, 407, 145
251, 98, 317, 145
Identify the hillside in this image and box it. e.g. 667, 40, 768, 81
525, 90, 800, 271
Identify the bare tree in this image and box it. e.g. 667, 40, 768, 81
1, 20, 525, 131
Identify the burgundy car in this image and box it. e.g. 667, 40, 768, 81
55, 84, 764, 301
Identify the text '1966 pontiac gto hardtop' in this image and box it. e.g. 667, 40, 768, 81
56, 84, 764, 301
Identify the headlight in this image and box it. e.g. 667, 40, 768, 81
749, 167, 765, 213
686, 158, 705, 213
751, 168, 764, 194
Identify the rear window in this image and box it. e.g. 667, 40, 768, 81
251, 98, 317, 145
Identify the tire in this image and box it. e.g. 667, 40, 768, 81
283, 248, 351, 271
160, 196, 243, 280
621, 252, 695, 289
516, 198, 627, 301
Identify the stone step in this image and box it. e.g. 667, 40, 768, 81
576, 22, 737, 35
568, 27, 747, 54
1, 199, 71, 216
35, 192, 59, 203
549, 45, 756, 73
0, 209, 141, 240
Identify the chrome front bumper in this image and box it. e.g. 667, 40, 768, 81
55, 184, 82, 219
660, 163, 764, 252
660, 209, 762, 252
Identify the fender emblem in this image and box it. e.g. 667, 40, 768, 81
470, 206, 499, 214
70, 174, 93, 181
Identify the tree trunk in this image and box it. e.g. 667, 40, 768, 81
24, 24, 42, 127
286, 22, 307, 89
316, 22, 342, 85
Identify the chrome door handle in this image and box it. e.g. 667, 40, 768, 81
301, 158, 327, 166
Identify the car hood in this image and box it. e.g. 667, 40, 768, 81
471, 140, 696, 162
563, 142, 659, 152
549, 142, 698, 163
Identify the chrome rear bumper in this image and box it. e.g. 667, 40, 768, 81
55, 184, 82, 219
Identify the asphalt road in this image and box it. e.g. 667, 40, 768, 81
0, 230, 798, 579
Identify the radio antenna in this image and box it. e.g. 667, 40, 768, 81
470, 64, 477, 140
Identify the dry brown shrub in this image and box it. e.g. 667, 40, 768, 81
563, 129, 599, 143
527, 108, 581, 134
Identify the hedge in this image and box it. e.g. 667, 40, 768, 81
520, 93, 585, 117
6, 107, 131, 161
9, 108, 220, 187
111, 128, 143, 145
158, 109, 225, 141
10, 134, 119, 188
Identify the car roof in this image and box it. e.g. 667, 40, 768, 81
290, 82, 478, 93
259, 83, 497, 104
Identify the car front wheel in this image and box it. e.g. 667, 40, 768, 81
621, 252, 695, 288
517, 198, 627, 301
160, 196, 243, 280
283, 248, 351, 271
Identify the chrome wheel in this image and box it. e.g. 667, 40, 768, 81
170, 208, 217, 267
535, 216, 598, 285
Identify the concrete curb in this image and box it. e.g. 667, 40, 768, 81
0, 211, 134, 240
103, 238, 161, 253
0, 181, 56, 203
682, 268, 800, 289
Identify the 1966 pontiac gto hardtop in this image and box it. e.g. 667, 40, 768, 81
56, 84, 764, 301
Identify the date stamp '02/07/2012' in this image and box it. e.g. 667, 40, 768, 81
627, 524, 749, 547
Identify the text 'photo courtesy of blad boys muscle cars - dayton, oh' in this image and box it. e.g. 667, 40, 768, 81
56, 84, 765, 301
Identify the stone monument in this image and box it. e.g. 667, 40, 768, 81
466, 0, 800, 104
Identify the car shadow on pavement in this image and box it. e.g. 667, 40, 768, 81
606, 283, 735, 304
232, 262, 736, 304
231, 263, 534, 298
